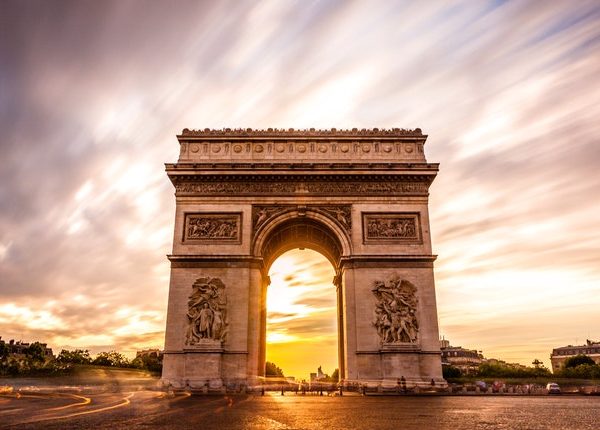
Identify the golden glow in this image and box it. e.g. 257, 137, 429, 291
266, 249, 338, 380
2, 1, 600, 371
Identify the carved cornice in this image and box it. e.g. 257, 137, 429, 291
340, 255, 437, 269
179, 127, 424, 138
166, 162, 439, 171
173, 178, 431, 197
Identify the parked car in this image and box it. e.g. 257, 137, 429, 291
475, 381, 487, 391
546, 383, 561, 394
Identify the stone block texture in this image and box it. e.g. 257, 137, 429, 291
162, 128, 444, 389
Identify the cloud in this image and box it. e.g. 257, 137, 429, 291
1, 0, 600, 374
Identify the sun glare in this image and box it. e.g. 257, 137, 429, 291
266, 249, 338, 380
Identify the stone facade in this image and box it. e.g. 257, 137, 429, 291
162, 128, 445, 390
550, 340, 600, 372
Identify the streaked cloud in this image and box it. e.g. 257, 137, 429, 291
1, 0, 599, 375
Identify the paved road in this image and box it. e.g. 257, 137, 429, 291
1, 388, 599, 429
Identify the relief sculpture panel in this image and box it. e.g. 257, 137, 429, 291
362, 212, 421, 243
372, 274, 419, 345
185, 277, 228, 346
183, 213, 241, 243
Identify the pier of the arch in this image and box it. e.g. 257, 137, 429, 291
161, 128, 445, 390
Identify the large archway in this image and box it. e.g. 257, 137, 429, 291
255, 214, 349, 382
162, 128, 445, 390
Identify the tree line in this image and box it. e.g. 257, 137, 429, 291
0, 342, 162, 376
443, 354, 600, 379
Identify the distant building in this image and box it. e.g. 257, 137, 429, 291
483, 357, 527, 371
136, 348, 163, 360
0, 336, 54, 358
310, 365, 327, 382
550, 339, 600, 372
439, 338, 483, 375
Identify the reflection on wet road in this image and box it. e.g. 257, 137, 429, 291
1, 388, 599, 429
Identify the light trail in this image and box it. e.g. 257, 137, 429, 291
46, 393, 92, 411
18, 392, 135, 424
0, 408, 24, 414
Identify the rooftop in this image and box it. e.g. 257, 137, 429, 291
179, 127, 425, 138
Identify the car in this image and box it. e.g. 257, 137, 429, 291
546, 382, 561, 394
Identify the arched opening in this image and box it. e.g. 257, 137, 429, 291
265, 249, 338, 383
256, 215, 349, 383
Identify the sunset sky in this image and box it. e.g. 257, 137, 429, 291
1, 1, 599, 379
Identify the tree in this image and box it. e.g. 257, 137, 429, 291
0, 342, 8, 360
330, 368, 339, 382
131, 354, 162, 372
57, 349, 92, 365
477, 362, 550, 378
23, 342, 45, 362
442, 365, 462, 378
265, 361, 284, 377
564, 355, 595, 368
92, 351, 129, 367
558, 363, 600, 379
532, 359, 543, 368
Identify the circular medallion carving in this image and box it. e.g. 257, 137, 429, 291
318, 145, 328, 153
340, 144, 349, 153
275, 144, 285, 153
383, 144, 392, 153
254, 144, 264, 153
362, 144, 371, 153
212, 145, 221, 153
233, 144, 243, 153
297, 144, 307, 153
405, 144, 414, 153
190, 144, 200, 153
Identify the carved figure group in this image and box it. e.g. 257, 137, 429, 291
372, 275, 419, 344
367, 217, 416, 239
185, 277, 228, 345
187, 217, 238, 239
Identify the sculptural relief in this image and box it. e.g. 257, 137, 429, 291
372, 275, 419, 344
184, 213, 241, 242
319, 206, 351, 230
185, 277, 228, 345
176, 181, 429, 196
362, 213, 421, 243
252, 205, 352, 236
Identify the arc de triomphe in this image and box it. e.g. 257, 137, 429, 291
162, 128, 444, 389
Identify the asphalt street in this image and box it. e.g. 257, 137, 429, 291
1, 388, 599, 430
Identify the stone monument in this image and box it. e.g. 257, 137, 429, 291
162, 128, 444, 389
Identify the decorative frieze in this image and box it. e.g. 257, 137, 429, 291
185, 277, 228, 346
176, 128, 427, 162
183, 213, 241, 243
362, 212, 421, 243
176, 181, 429, 196
372, 274, 419, 345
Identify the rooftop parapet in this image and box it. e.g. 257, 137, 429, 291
176, 128, 428, 163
